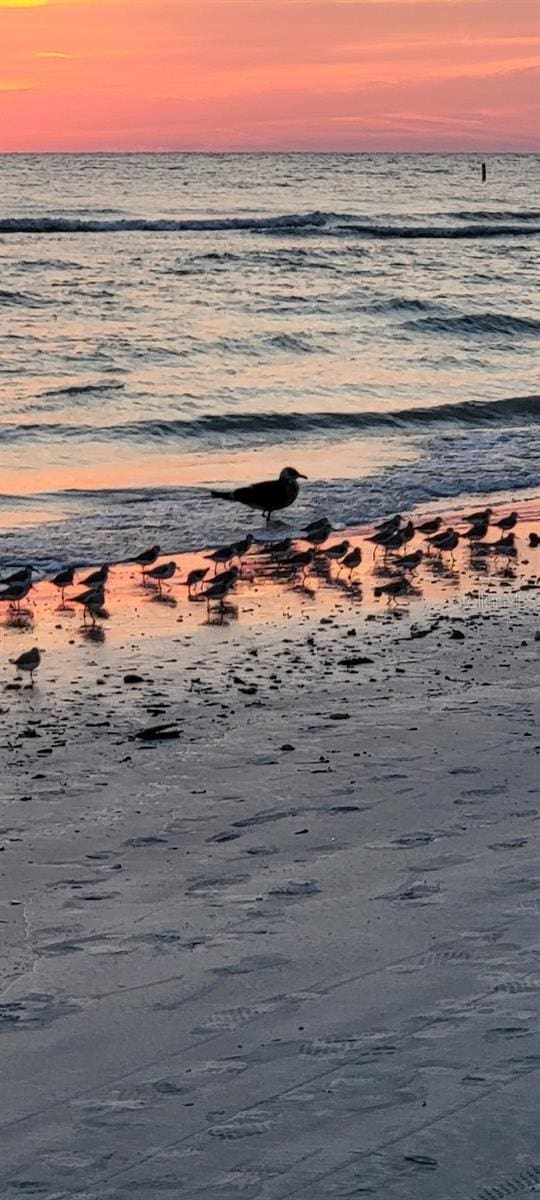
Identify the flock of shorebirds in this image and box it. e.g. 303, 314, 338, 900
1, 466, 537, 686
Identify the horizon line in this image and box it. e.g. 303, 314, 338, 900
1, 147, 539, 156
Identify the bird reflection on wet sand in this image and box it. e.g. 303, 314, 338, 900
2, 506, 539, 661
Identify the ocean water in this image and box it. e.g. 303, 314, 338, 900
0, 152, 539, 571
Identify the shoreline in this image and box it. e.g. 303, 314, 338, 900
1, 495, 540, 1197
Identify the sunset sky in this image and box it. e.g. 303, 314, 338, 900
1, 0, 538, 152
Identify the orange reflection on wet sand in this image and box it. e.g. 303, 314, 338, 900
2, 504, 539, 665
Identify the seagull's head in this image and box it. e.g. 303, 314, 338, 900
280, 467, 307, 481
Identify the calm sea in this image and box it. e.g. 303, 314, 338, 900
0, 152, 538, 571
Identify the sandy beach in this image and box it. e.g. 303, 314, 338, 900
1, 500, 540, 1198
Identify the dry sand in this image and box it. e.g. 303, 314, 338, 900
1, 504, 540, 1199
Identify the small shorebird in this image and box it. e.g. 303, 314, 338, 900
133, 545, 161, 575
133, 544, 160, 566
304, 517, 330, 534
374, 576, 410, 601
339, 546, 362, 578
230, 534, 254, 561
320, 539, 350, 561
212, 565, 239, 589
205, 543, 236, 572
81, 564, 109, 588
0, 580, 32, 610
200, 576, 236, 607
258, 537, 293, 556
428, 528, 459, 558
10, 646, 42, 685
51, 565, 75, 604
418, 517, 442, 536
211, 467, 307, 524
285, 548, 315, 573
186, 567, 209, 596
144, 561, 176, 593
529, 532, 539, 548
305, 519, 332, 547
73, 584, 105, 624
382, 521, 414, 554
462, 518, 489, 541
465, 507, 492, 524
399, 548, 423, 571
368, 520, 413, 553
375, 514, 402, 537
492, 532, 517, 555
495, 511, 518, 531
0, 564, 33, 588
0, 564, 33, 587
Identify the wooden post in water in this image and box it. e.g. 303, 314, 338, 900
481, 161, 487, 183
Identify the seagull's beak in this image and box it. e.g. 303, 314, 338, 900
298, 473, 307, 479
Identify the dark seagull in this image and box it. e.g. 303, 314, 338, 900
211, 467, 307, 524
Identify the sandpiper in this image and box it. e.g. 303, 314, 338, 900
465, 507, 492, 526
258, 537, 293, 556
212, 565, 239, 589
374, 576, 410, 601
382, 521, 414, 554
399, 548, 423, 571
211, 467, 307, 524
72, 584, 106, 624
428, 528, 459, 557
418, 517, 442, 536
51, 565, 75, 604
339, 546, 362, 577
285, 548, 315, 573
0, 580, 32, 610
230, 534, 254, 561
10, 646, 42, 685
375, 514, 402, 537
143, 561, 177, 593
81, 564, 109, 588
462, 518, 489, 541
200, 575, 236, 606
186, 567, 209, 596
320, 539, 350, 561
205, 544, 236, 572
0, 564, 33, 588
529, 532, 539, 548
495, 511, 518, 531
492, 532, 517, 555
305, 519, 332, 547
133, 545, 161, 573
304, 517, 329, 535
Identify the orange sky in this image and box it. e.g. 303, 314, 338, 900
1, 0, 539, 151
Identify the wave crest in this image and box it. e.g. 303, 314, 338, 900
1, 395, 538, 446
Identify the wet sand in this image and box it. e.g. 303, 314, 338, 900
1, 502, 540, 1199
